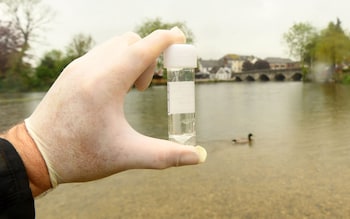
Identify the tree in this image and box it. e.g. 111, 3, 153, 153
302, 33, 318, 66
283, 22, 317, 63
313, 18, 350, 68
135, 17, 194, 43
0, 21, 22, 79
242, 60, 254, 71
66, 33, 95, 59
135, 17, 195, 78
33, 50, 67, 89
1, 0, 54, 77
33, 34, 95, 90
254, 60, 270, 70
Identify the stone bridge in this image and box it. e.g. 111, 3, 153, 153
232, 68, 303, 82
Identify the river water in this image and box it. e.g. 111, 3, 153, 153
1, 82, 350, 218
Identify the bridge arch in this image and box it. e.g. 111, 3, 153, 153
259, 74, 270, 81
275, 74, 286, 81
230, 68, 302, 82
234, 76, 243, 82
291, 73, 303, 81
246, 75, 255, 81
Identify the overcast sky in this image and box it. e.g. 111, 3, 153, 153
39, 0, 350, 60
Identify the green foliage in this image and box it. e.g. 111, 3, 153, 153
283, 22, 317, 62
2, 32, 95, 91
134, 17, 195, 80
341, 74, 350, 84
32, 33, 94, 90
302, 34, 318, 65
284, 18, 350, 81
32, 50, 70, 90
313, 19, 350, 66
135, 17, 195, 44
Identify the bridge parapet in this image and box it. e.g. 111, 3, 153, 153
232, 68, 302, 82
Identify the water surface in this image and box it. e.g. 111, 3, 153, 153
1, 82, 350, 218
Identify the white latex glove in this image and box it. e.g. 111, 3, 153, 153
25, 27, 207, 187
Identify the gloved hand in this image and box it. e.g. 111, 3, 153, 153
24, 27, 207, 187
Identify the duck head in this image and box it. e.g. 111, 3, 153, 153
248, 133, 253, 140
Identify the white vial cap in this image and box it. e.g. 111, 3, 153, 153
164, 44, 197, 68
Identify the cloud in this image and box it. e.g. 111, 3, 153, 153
39, 0, 350, 60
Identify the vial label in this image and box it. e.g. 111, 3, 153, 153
167, 81, 195, 114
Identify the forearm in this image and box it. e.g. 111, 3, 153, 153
0, 123, 51, 197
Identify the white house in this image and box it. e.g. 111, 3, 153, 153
211, 67, 232, 80
220, 54, 257, 73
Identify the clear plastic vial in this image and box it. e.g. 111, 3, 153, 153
164, 44, 197, 145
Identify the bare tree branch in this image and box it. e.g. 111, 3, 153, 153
1, 0, 54, 71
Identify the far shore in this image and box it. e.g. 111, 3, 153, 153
151, 78, 237, 86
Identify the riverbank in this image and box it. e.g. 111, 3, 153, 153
151, 78, 241, 86
35, 139, 350, 218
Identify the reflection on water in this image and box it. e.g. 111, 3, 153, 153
124, 86, 168, 139
2, 82, 350, 218
0, 92, 44, 132
125, 82, 350, 147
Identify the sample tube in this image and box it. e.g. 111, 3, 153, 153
164, 44, 197, 145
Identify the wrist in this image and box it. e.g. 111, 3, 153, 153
1, 123, 52, 197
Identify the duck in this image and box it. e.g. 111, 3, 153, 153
232, 133, 253, 144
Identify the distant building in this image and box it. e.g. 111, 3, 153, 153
198, 59, 222, 74
265, 57, 300, 70
197, 55, 301, 81
220, 54, 257, 73
210, 67, 232, 80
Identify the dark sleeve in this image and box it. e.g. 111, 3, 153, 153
0, 138, 35, 219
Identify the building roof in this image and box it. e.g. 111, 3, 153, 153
198, 59, 221, 68
222, 54, 255, 61
265, 57, 293, 64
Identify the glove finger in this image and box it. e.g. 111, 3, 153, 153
134, 61, 157, 91
119, 132, 207, 170
120, 28, 185, 89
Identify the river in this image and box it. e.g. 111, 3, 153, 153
1, 82, 350, 218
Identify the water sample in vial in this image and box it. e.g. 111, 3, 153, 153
164, 44, 197, 145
